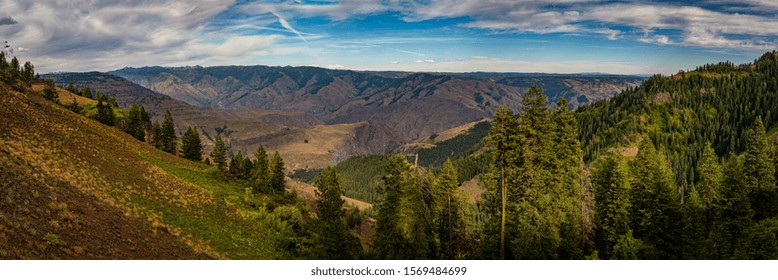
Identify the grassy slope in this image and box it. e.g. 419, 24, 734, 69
0, 83, 302, 259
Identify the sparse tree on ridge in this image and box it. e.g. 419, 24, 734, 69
42, 79, 57, 101
160, 110, 177, 154
269, 151, 286, 192
181, 126, 203, 161
211, 134, 228, 173
253, 145, 270, 192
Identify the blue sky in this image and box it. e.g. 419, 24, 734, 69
1, 0, 777, 74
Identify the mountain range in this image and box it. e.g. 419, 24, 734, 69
45, 66, 642, 170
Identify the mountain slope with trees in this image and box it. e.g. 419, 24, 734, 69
0, 58, 312, 259
109, 66, 642, 141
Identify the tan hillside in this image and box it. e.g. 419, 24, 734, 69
399, 119, 489, 151
0, 82, 303, 259
31, 84, 94, 105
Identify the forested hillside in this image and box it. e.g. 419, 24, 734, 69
578, 51, 778, 186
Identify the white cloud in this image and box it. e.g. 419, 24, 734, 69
271, 11, 306, 42
389, 61, 400, 64
325, 64, 345, 69
359, 57, 666, 75
415, 59, 435, 63
638, 35, 671, 45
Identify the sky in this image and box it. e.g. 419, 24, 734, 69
1, 0, 777, 75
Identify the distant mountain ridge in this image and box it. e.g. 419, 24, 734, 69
109, 65, 643, 141
45, 66, 641, 170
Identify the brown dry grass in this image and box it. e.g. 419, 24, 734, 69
460, 175, 485, 204
272, 123, 364, 171
0, 83, 289, 259
609, 146, 640, 157
31, 84, 94, 106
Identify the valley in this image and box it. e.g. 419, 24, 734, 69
45, 67, 641, 170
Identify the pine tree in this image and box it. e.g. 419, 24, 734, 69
180, 126, 203, 161
682, 186, 706, 259
125, 103, 145, 141
0, 52, 7, 69
629, 138, 682, 259
42, 79, 57, 101
713, 156, 754, 258
253, 145, 270, 192
482, 106, 519, 259
160, 110, 177, 154
436, 159, 468, 259
551, 97, 586, 258
81, 86, 93, 99
151, 121, 163, 149
21, 61, 34, 81
592, 154, 631, 259
9, 57, 19, 75
269, 151, 285, 192
95, 94, 114, 126
65, 83, 77, 94
313, 167, 356, 259
744, 117, 777, 220
374, 154, 435, 259
612, 230, 642, 260
211, 135, 228, 173
697, 143, 723, 238
511, 85, 570, 259
230, 151, 246, 179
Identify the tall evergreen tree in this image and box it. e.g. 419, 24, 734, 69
180, 126, 203, 161
150, 121, 163, 149
253, 145, 270, 192
125, 103, 145, 141
697, 143, 723, 239
374, 154, 435, 259
160, 110, 177, 154
313, 167, 356, 259
269, 151, 286, 192
21, 61, 34, 81
714, 156, 754, 258
551, 97, 587, 258
744, 117, 777, 220
436, 159, 468, 259
629, 138, 682, 259
592, 154, 631, 260
682, 186, 706, 259
9, 57, 19, 75
374, 155, 413, 259
511, 85, 576, 259
482, 106, 519, 259
94, 94, 115, 126
0, 51, 7, 69
230, 150, 246, 179
211, 135, 228, 173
